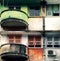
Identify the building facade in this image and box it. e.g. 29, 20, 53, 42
0, 0, 60, 61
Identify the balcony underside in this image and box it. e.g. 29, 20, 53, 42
1, 53, 28, 60
1, 18, 28, 31
0, 0, 41, 6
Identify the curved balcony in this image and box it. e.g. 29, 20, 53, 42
0, 43, 28, 60
1, 10, 28, 31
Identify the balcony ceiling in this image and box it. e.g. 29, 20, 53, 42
0, 0, 41, 6
46, 0, 60, 4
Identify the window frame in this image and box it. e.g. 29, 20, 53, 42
29, 7, 40, 16
28, 35, 41, 48
46, 36, 60, 48
7, 35, 22, 44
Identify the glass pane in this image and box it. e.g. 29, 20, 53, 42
53, 5, 59, 13
48, 42, 52, 45
46, 5, 53, 16
30, 9, 35, 16
54, 42, 59, 44
29, 7, 40, 16
9, 40, 14, 43
15, 36, 21, 39
28, 36, 34, 41
8, 36, 14, 39
35, 10, 40, 16
36, 42, 41, 45
47, 36, 52, 41
35, 36, 41, 41
29, 42, 34, 45
15, 40, 20, 43
54, 36, 60, 41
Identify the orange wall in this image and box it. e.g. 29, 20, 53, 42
28, 48, 43, 61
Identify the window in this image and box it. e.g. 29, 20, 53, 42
9, 6, 20, 10
46, 36, 60, 48
46, 4, 59, 16
8, 35, 21, 44
53, 5, 59, 16
28, 35, 41, 47
54, 36, 60, 41
47, 36, 52, 41
29, 7, 40, 16
46, 36, 53, 47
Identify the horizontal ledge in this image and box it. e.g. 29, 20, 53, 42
0, 31, 42, 35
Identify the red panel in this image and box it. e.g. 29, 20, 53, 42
28, 48, 43, 61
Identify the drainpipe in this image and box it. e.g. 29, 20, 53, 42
42, 0, 47, 61
43, 16, 46, 61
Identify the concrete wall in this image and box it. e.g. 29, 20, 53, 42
22, 34, 28, 46
45, 48, 60, 61
45, 16, 60, 30
28, 18, 43, 31
0, 35, 28, 46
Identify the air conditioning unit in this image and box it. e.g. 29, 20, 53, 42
48, 50, 56, 57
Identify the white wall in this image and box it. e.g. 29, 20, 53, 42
45, 48, 60, 61
45, 17, 60, 30
0, 35, 28, 46
1, 35, 8, 45
46, 0, 60, 4
0, 26, 4, 31
21, 34, 28, 46
28, 18, 43, 31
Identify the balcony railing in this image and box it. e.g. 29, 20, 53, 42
1, 10, 28, 21
0, 43, 28, 60
1, 10, 28, 31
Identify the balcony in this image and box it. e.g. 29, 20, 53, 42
1, 10, 28, 31
0, 43, 28, 60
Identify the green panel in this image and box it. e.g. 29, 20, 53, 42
0, 3, 2, 13
0, 0, 41, 6
40, 6, 43, 16
53, 5, 59, 13
0, 5, 8, 13
21, 6, 29, 15
46, 5, 53, 16
1, 11, 28, 22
